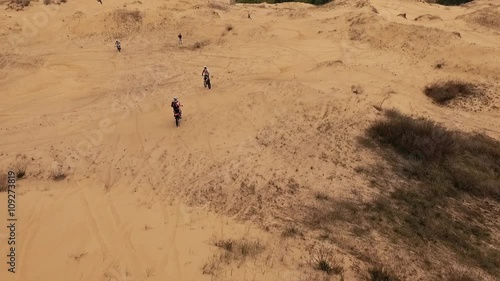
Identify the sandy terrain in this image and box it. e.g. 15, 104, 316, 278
0, 0, 499, 280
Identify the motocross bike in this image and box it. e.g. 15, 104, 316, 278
203, 75, 211, 89
174, 112, 182, 127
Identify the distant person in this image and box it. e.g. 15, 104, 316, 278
201, 66, 210, 79
171, 97, 182, 117
97, 0, 102, 4
115, 40, 121, 52
202, 66, 211, 88
178, 33, 182, 45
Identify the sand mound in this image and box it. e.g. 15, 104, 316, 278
414, 14, 443, 21
457, 6, 500, 31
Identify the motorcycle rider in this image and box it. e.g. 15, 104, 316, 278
115, 40, 121, 52
201, 66, 210, 86
171, 97, 182, 118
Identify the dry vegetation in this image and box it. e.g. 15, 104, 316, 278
308, 110, 500, 278
43, 0, 68, 5
368, 265, 400, 281
424, 80, 481, 104
414, 14, 442, 21
190, 40, 211, 50
6, 0, 30, 10
307, 245, 344, 276
457, 8, 500, 31
50, 165, 67, 181
203, 237, 266, 275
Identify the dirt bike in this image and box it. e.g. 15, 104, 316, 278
174, 111, 181, 127
204, 75, 211, 89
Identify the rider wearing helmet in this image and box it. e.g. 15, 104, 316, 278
115, 40, 121, 52
171, 97, 182, 117
201, 66, 210, 79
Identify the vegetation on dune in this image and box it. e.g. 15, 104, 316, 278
424, 80, 481, 104
310, 110, 500, 278
430, 0, 474, 6
235, 0, 332, 5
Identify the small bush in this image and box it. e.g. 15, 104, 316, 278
13, 156, 28, 179
190, 40, 210, 50
50, 166, 67, 181
213, 238, 265, 260
424, 80, 480, 104
226, 24, 234, 32
368, 265, 400, 281
7, 0, 30, 9
426, 0, 474, 6
282, 226, 301, 237
314, 192, 330, 201
235, 0, 332, 4
308, 245, 344, 275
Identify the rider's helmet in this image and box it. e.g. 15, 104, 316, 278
173, 97, 178, 101
204, 66, 207, 69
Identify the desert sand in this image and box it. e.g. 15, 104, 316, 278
0, 0, 499, 280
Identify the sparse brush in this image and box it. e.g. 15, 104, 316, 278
424, 80, 480, 104
308, 245, 344, 275
226, 24, 234, 32
368, 265, 400, 281
146, 267, 155, 278
50, 165, 67, 181
426, 0, 474, 6
69, 251, 87, 262
314, 192, 330, 201
361, 110, 500, 274
13, 160, 27, 179
212, 237, 265, 260
446, 269, 488, 281
190, 40, 210, 50
282, 226, 301, 238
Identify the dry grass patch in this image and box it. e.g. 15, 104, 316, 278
307, 245, 344, 276
308, 110, 500, 278
424, 80, 481, 104
414, 14, 442, 21
282, 226, 302, 238
368, 265, 400, 281
6, 0, 30, 10
190, 40, 210, 50
203, 237, 265, 276
50, 164, 67, 181
213, 238, 265, 259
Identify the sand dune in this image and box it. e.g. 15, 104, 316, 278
0, 0, 499, 280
